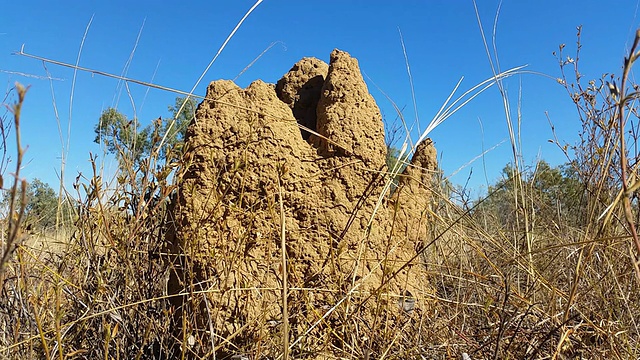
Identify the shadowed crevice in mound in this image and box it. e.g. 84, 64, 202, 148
169, 48, 439, 358
276, 57, 328, 140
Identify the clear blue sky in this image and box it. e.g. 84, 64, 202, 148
1, 1, 639, 195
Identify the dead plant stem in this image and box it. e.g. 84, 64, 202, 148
277, 171, 289, 360
0, 83, 28, 276
617, 29, 640, 281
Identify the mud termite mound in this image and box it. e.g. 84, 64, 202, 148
169, 49, 439, 358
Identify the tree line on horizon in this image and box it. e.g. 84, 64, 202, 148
0, 95, 590, 234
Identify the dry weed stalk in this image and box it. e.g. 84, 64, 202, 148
0, 83, 28, 275
612, 29, 640, 281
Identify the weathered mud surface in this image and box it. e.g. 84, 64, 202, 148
170, 49, 438, 357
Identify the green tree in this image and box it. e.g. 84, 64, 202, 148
93, 97, 198, 215
25, 179, 58, 229
475, 160, 586, 231
1, 178, 69, 230
94, 108, 151, 168
386, 146, 408, 173
94, 96, 197, 169
386, 146, 410, 194
162, 96, 197, 163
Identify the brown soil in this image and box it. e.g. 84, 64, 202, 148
170, 49, 438, 358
